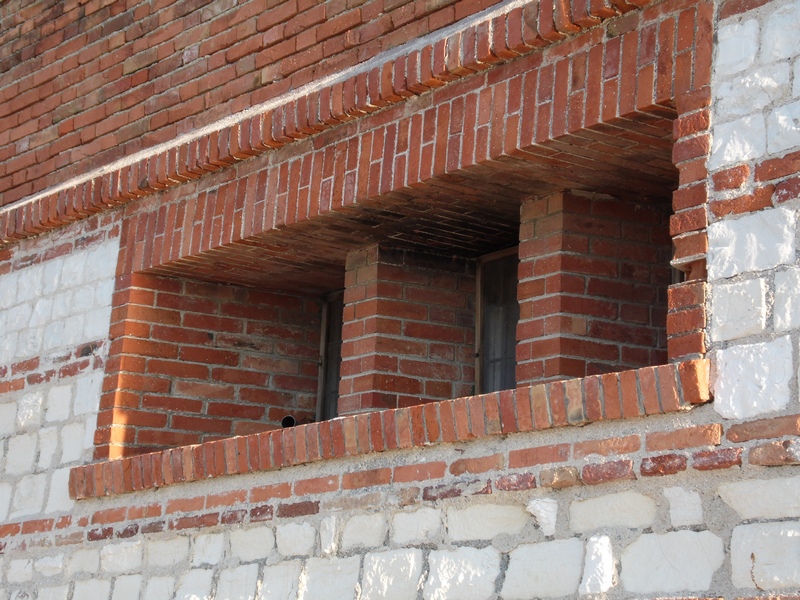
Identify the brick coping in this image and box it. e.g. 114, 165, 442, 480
69, 359, 711, 499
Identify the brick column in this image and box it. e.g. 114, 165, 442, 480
338, 245, 475, 415
516, 191, 671, 386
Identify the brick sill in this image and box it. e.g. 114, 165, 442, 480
69, 360, 711, 500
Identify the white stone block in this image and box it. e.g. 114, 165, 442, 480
319, 516, 338, 556
42, 259, 62, 295
710, 278, 767, 341
60, 252, 87, 288
341, 513, 386, 550
714, 336, 792, 419
42, 322, 65, 351
663, 487, 704, 527
18, 326, 44, 357
0, 402, 17, 436
569, 491, 656, 533
46, 468, 75, 514
715, 19, 759, 76
709, 115, 766, 170
0, 271, 18, 309
94, 278, 116, 309
83, 414, 97, 451
300, 557, 361, 600
795, 58, 800, 97
11, 473, 46, 518
708, 207, 796, 280
731, 521, 800, 589
84, 241, 119, 283
174, 569, 213, 600
230, 526, 275, 562
579, 535, 614, 595
276, 522, 315, 556
74, 371, 104, 416
0, 331, 17, 365
34, 554, 64, 577
7, 303, 31, 332
527, 498, 558, 536
621, 531, 723, 593
503, 539, 583, 599
143, 577, 174, 600
392, 508, 440, 545
29, 297, 52, 328
38, 427, 58, 470
775, 268, 800, 330
16, 392, 43, 431
447, 505, 528, 542
259, 561, 302, 600
192, 533, 225, 566
6, 433, 37, 475
0, 483, 12, 521
361, 549, 424, 600
7, 559, 32, 583
111, 575, 142, 600
768, 99, 800, 155
100, 541, 143, 574
68, 549, 100, 574
424, 547, 500, 600
73, 579, 112, 599
84, 307, 113, 340
60, 422, 84, 464
762, 0, 800, 62
146, 537, 189, 568
37, 586, 69, 600
716, 63, 791, 120
15, 266, 42, 303
719, 475, 800, 519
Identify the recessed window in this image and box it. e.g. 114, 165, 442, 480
318, 292, 343, 421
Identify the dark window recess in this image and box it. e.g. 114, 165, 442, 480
478, 251, 520, 393
318, 293, 344, 421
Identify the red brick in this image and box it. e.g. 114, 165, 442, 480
342, 468, 392, 489
749, 440, 800, 466
641, 453, 687, 476
693, 448, 742, 470
393, 461, 447, 483
574, 435, 640, 458
450, 453, 504, 475
727, 414, 800, 442
509, 443, 570, 468
582, 459, 635, 484
647, 424, 722, 451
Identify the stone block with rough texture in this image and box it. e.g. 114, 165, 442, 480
570, 491, 656, 532
361, 549, 424, 600
302, 557, 361, 600
719, 476, 800, 519
503, 539, 584, 599
341, 513, 386, 550
731, 522, 800, 590
710, 278, 767, 341
392, 508, 441, 545
424, 547, 500, 600
447, 504, 529, 541
579, 535, 614, 595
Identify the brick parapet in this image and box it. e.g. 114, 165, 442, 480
69, 358, 711, 499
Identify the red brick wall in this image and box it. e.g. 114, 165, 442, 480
516, 190, 670, 384
338, 245, 475, 414
98, 272, 321, 458
0, 0, 506, 207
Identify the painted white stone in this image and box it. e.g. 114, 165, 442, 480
41, 259, 62, 295
447, 504, 528, 541
341, 513, 386, 550
74, 371, 104, 415
361, 549, 424, 600
44, 386, 71, 423
731, 521, 800, 589
710, 278, 767, 341
259, 561, 302, 600
663, 487, 704, 527
579, 535, 614, 595
73, 579, 112, 599
143, 576, 174, 600
0, 483, 12, 521
795, 58, 800, 97
0, 331, 16, 365
569, 491, 656, 533
0, 403, 17, 436
146, 537, 189, 568
715, 19, 759, 76
775, 268, 800, 330
719, 475, 800, 519
424, 547, 500, 600
6, 434, 37, 475
217, 564, 259, 599
300, 556, 361, 600
45, 467, 75, 514
526, 498, 558, 536
100, 541, 143, 574
34, 554, 64, 577
708, 206, 796, 280
714, 336, 792, 419
276, 522, 316, 556
762, 0, 800, 62
15, 392, 43, 430
59, 422, 84, 464
392, 508, 441, 545
111, 575, 142, 600
768, 99, 800, 155
709, 115, 766, 170
230, 526, 275, 562
319, 516, 338, 556
11, 473, 46, 517
174, 569, 213, 600
38, 427, 58, 470
36, 586, 69, 600
503, 539, 583, 599
621, 531, 724, 593
6, 559, 32, 583
83, 414, 97, 451
191, 533, 225, 566
68, 549, 100, 574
